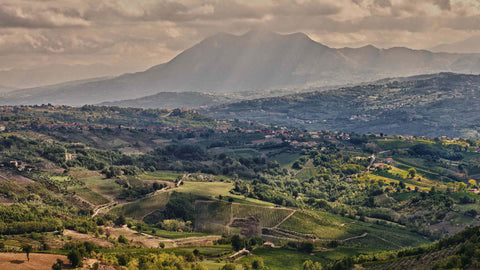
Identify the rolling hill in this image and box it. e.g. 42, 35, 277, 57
202, 73, 480, 138
3, 31, 480, 106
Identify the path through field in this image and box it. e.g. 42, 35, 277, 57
272, 210, 297, 229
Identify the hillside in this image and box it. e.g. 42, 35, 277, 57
3, 105, 480, 269
3, 31, 480, 106
99, 92, 235, 109
203, 73, 480, 138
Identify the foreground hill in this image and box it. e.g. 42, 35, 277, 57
203, 73, 480, 138
3, 31, 480, 105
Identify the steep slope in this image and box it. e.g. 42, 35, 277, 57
3, 31, 480, 106
202, 73, 480, 138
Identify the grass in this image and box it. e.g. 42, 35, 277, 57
73, 187, 109, 205
277, 210, 429, 250
138, 224, 209, 239
176, 181, 273, 206
49, 176, 70, 182
231, 204, 294, 227
239, 247, 327, 270
375, 139, 414, 150
295, 167, 318, 181
279, 211, 351, 239
139, 171, 183, 181
109, 192, 170, 219
81, 175, 124, 199
272, 152, 301, 167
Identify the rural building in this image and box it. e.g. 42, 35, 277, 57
263, 242, 275, 248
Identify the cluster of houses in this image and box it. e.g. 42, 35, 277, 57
2, 160, 34, 172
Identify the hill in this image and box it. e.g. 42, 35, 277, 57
99, 92, 234, 109
3, 31, 480, 105
203, 73, 480, 138
3, 105, 480, 269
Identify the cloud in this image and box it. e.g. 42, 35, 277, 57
374, 0, 392, 8
433, 0, 451, 11
0, 4, 90, 28
0, 0, 480, 76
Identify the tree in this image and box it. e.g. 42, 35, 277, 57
408, 168, 417, 178
299, 242, 314, 253
114, 215, 126, 226
51, 259, 63, 270
469, 179, 477, 187
67, 249, 82, 268
21, 243, 33, 262
303, 260, 322, 270
231, 234, 243, 251
221, 263, 237, 270
251, 257, 264, 269
118, 235, 128, 244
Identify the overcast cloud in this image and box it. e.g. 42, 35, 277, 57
0, 0, 479, 76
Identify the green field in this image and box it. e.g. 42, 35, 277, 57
109, 192, 170, 219
232, 204, 294, 227
139, 171, 183, 181
239, 247, 327, 270
176, 181, 274, 206
72, 186, 110, 205
279, 211, 352, 239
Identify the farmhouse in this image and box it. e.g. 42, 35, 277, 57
263, 242, 275, 248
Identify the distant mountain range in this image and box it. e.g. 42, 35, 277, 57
2, 31, 480, 106
431, 35, 480, 54
201, 73, 480, 138
0, 63, 130, 89
0, 84, 15, 93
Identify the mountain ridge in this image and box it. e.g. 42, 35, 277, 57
3, 31, 480, 106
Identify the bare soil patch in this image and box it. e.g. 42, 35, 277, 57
0, 253, 69, 270
63, 230, 114, 248
0, 169, 34, 186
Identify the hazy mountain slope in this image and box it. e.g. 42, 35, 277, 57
0, 84, 15, 93
431, 35, 480, 54
3, 31, 480, 106
0, 64, 131, 89
202, 73, 480, 138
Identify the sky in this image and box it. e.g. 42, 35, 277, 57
1, 0, 480, 77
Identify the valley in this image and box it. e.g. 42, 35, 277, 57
1, 105, 480, 269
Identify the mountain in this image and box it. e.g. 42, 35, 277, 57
3, 31, 480, 106
0, 63, 131, 89
431, 35, 480, 54
201, 73, 480, 138
0, 84, 15, 93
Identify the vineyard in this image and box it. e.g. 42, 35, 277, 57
365, 246, 458, 270
231, 204, 294, 227
194, 200, 295, 234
